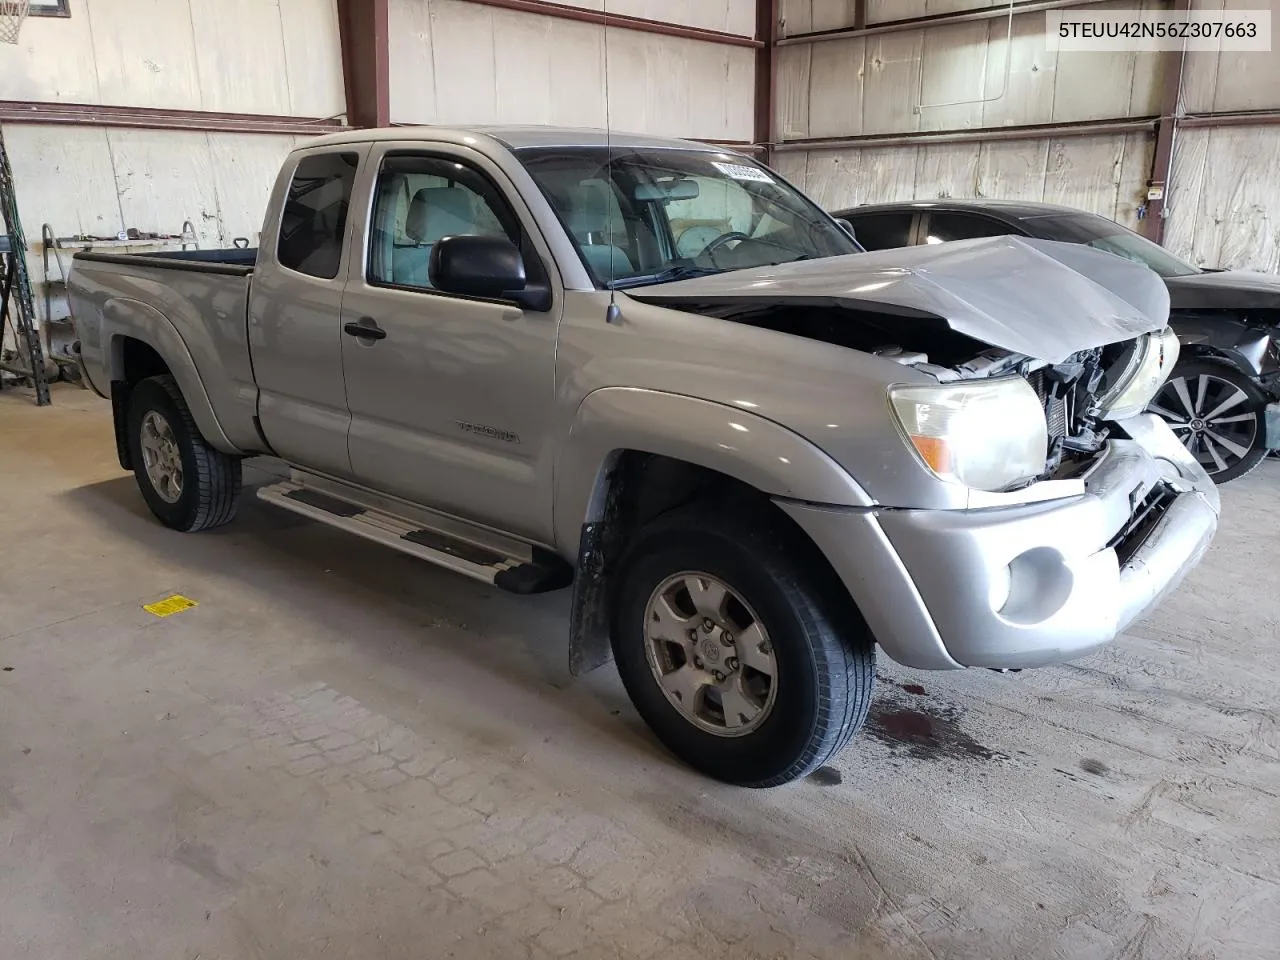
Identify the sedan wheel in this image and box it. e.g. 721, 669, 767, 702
1148, 359, 1267, 484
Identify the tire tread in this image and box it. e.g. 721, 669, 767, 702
137, 375, 241, 531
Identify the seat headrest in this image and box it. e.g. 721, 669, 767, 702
565, 181, 618, 241
405, 187, 476, 244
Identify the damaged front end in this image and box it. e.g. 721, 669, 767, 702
878, 326, 1180, 485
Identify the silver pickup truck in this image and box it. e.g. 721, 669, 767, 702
70, 125, 1219, 787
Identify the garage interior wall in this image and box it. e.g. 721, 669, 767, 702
0, 0, 345, 323
387, 0, 756, 141
774, 0, 1280, 273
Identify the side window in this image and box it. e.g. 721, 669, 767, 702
845, 212, 914, 250
368, 154, 520, 291
277, 152, 358, 280
924, 213, 1011, 244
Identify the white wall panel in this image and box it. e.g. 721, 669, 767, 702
0, 0, 343, 116
777, 1, 1167, 141
807, 38, 864, 138
1166, 126, 1280, 273
0, 0, 99, 103
551, 0, 755, 36
86, 0, 201, 109
279, 0, 347, 117
778, 132, 1152, 226
3, 124, 305, 321
1181, 0, 1280, 113
389, 0, 754, 140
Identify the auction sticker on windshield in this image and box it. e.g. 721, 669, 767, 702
712, 162, 775, 183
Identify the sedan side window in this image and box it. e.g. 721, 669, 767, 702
843, 212, 914, 250
924, 213, 1011, 244
368, 155, 521, 291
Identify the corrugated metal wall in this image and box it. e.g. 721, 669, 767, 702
776, 0, 1280, 273
0, 0, 344, 325
387, 0, 757, 140
774, 0, 1166, 230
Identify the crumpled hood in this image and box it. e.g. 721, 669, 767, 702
629, 235, 1170, 364
1165, 268, 1280, 310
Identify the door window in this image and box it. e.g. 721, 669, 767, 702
277, 152, 359, 279
844, 212, 915, 250
367, 155, 521, 291
923, 212, 1011, 244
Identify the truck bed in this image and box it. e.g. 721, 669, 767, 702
68, 247, 261, 457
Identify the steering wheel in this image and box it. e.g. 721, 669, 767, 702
701, 231, 752, 260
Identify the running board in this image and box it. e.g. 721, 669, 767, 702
256, 475, 572, 595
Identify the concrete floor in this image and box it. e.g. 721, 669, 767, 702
1, 383, 1277, 960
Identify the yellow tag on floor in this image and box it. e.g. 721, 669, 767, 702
143, 595, 198, 617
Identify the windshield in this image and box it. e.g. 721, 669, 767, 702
515, 146, 860, 288
1025, 212, 1200, 278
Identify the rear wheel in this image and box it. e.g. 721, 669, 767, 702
1149, 358, 1267, 484
127, 375, 242, 531
611, 504, 874, 787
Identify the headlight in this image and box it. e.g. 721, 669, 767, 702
1096, 328, 1180, 421
889, 377, 1048, 492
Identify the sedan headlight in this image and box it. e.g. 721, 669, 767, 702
889, 377, 1048, 492
1096, 328, 1180, 421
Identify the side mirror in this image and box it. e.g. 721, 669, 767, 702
429, 235, 550, 310
834, 217, 858, 243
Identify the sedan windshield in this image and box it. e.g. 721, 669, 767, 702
1024, 212, 1200, 278
515, 146, 860, 288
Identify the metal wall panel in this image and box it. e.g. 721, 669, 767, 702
3, 124, 308, 321
777, 131, 1153, 226
1181, 0, 1280, 113
388, 0, 755, 139
1166, 125, 1280, 272
0, 0, 99, 104
0, 0, 344, 117
777, 2, 1167, 140
552, 0, 756, 36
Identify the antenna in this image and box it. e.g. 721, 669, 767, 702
602, 0, 622, 324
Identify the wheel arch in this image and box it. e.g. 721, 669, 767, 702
104, 298, 239, 469
556, 388, 873, 676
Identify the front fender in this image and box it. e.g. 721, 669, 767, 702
104, 298, 240, 454
552, 387, 873, 555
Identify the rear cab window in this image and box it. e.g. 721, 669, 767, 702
277, 152, 360, 279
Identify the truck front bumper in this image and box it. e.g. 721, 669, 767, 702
779, 414, 1220, 671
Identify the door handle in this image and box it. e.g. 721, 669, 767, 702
344, 319, 386, 341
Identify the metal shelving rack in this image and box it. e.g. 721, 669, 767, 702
40, 220, 198, 386
0, 126, 50, 406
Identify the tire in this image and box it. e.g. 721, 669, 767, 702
126, 375, 242, 531
1150, 358, 1268, 484
610, 504, 874, 787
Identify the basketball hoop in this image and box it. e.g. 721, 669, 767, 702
0, 0, 30, 44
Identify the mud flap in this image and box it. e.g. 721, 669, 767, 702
568, 521, 613, 677
110, 380, 132, 470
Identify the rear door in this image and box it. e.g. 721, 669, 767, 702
250, 146, 369, 477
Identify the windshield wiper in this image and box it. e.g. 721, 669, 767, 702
608, 264, 724, 289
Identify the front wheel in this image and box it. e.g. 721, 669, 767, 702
611, 505, 875, 787
1149, 358, 1268, 484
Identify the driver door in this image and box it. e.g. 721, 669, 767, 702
339, 144, 562, 543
